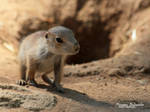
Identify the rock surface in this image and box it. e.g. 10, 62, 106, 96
0, 84, 56, 111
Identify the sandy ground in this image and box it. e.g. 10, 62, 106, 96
0, 44, 150, 112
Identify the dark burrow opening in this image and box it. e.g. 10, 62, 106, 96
18, 16, 111, 64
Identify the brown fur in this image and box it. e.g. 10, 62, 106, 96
17, 26, 80, 92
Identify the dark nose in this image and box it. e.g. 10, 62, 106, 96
74, 42, 80, 52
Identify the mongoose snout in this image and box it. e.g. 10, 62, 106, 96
73, 42, 80, 53
17, 26, 80, 93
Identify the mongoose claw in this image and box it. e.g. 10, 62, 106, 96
28, 80, 38, 87
17, 80, 27, 86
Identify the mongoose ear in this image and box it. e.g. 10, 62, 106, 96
45, 32, 56, 39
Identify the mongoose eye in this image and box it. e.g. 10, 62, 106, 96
45, 33, 49, 39
55, 37, 63, 43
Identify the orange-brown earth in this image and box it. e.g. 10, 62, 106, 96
0, 0, 150, 112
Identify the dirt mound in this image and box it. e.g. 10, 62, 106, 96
64, 33, 150, 77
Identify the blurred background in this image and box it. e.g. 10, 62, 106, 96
0, 0, 150, 65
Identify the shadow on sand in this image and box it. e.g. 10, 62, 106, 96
36, 84, 113, 108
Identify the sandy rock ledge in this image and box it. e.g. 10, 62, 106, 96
0, 84, 56, 111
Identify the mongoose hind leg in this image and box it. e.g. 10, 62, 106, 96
27, 79, 38, 86
42, 74, 53, 85
17, 79, 27, 86
42, 75, 64, 93
27, 69, 38, 86
17, 80, 27, 86
17, 64, 27, 86
42, 74, 64, 93
26, 61, 38, 86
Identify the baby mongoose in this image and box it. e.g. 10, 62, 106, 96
17, 26, 80, 92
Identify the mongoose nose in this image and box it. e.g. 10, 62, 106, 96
74, 43, 80, 52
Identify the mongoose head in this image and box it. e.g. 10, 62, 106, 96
45, 26, 80, 55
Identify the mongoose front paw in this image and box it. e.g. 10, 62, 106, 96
53, 83, 65, 93
28, 80, 38, 87
17, 80, 27, 86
